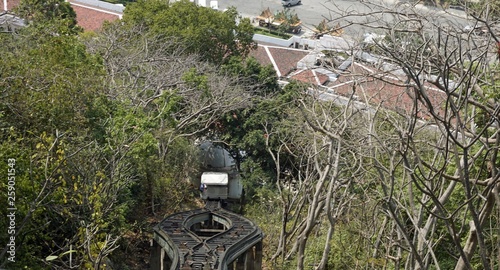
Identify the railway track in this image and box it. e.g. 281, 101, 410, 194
152, 201, 263, 270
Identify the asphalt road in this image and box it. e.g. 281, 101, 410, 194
218, 0, 471, 39
219, 0, 361, 35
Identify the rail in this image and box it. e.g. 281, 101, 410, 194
152, 201, 263, 270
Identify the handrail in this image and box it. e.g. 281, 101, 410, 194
152, 224, 180, 270
219, 230, 263, 270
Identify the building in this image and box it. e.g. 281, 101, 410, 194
0, 11, 25, 32
249, 34, 447, 119
1, 0, 124, 31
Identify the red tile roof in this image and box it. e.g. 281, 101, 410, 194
330, 62, 447, 120
248, 45, 273, 67
0, 0, 21, 11
2, 0, 122, 31
268, 47, 309, 77
243, 37, 446, 120
70, 3, 120, 31
2, 0, 20, 11
249, 44, 309, 77
290, 69, 329, 86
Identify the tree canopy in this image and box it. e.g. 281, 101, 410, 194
123, 0, 256, 64
0, 0, 273, 268
2, 0, 500, 269
14, 0, 81, 34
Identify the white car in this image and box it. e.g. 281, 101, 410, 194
282, 0, 300, 7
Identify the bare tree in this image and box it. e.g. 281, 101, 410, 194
319, 0, 500, 268
84, 23, 255, 213
260, 84, 371, 270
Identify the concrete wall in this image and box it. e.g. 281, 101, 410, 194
253, 33, 294, 47
70, 0, 125, 13
298, 35, 352, 51
253, 33, 354, 51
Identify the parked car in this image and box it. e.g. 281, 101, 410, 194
282, 0, 300, 7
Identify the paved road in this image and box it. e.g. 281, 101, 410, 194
219, 0, 365, 36
218, 0, 471, 39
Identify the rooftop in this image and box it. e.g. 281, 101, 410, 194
0, 11, 25, 32
69, 0, 123, 31
2, 0, 123, 31
249, 35, 447, 119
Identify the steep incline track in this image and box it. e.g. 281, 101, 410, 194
153, 201, 263, 270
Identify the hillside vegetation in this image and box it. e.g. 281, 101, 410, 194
1, 0, 500, 269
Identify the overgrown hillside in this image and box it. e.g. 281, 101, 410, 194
1, 0, 500, 269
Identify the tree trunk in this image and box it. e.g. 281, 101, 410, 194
454, 184, 497, 270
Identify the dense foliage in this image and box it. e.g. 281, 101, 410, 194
0, 1, 264, 269
2, 0, 500, 269
123, 0, 256, 64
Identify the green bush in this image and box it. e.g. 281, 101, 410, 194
254, 27, 292, 39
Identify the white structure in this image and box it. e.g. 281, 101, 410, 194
0, 12, 25, 32
198, 141, 243, 200
201, 172, 229, 200
177, 0, 218, 9
210, 0, 218, 10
